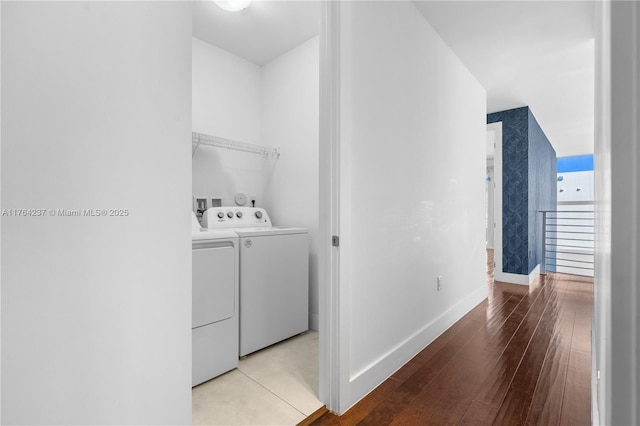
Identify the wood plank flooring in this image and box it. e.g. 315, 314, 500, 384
310, 250, 593, 425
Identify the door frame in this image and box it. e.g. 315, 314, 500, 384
318, 0, 345, 414
487, 122, 504, 282
486, 163, 495, 249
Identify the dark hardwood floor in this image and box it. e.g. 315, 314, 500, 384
310, 250, 593, 425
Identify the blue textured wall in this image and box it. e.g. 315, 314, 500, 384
488, 107, 529, 275
528, 110, 557, 273
487, 106, 556, 276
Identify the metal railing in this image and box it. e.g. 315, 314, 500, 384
541, 202, 594, 277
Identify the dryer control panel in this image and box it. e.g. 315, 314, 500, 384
202, 207, 271, 229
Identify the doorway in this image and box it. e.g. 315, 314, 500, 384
190, 1, 323, 424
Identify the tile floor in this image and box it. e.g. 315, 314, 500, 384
193, 331, 323, 425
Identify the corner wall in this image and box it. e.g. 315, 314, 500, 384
339, 0, 487, 410
1, 2, 192, 423
487, 107, 530, 275
487, 107, 556, 278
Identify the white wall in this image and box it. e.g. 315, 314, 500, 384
557, 170, 594, 202
594, 1, 640, 424
262, 36, 320, 330
0, 0, 3, 418
609, 1, 639, 424
192, 37, 268, 206
338, 1, 487, 410
1, 2, 192, 424
192, 37, 262, 144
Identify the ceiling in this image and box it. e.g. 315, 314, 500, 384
193, 1, 595, 157
192, 0, 321, 66
413, 1, 595, 157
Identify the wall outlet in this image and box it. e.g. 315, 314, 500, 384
437, 276, 443, 291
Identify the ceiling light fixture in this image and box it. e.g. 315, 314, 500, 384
214, 0, 251, 12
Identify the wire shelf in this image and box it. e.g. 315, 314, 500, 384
191, 132, 280, 158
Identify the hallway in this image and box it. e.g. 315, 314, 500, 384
311, 250, 593, 425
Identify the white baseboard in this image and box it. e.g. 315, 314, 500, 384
495, 264, 540, 286
309, 312, 319, 332
345, 284, 488, 410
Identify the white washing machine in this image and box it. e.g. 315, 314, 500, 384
191, 212, 239, 386
202, 207, 309, 356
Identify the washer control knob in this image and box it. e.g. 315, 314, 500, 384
255, 211, 263, 219
236, 211, 243, 219
227, 211, 234, 219
217, 211, 224, 219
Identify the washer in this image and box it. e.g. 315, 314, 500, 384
191, 212, 239, 386
202, 207, 309, 356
